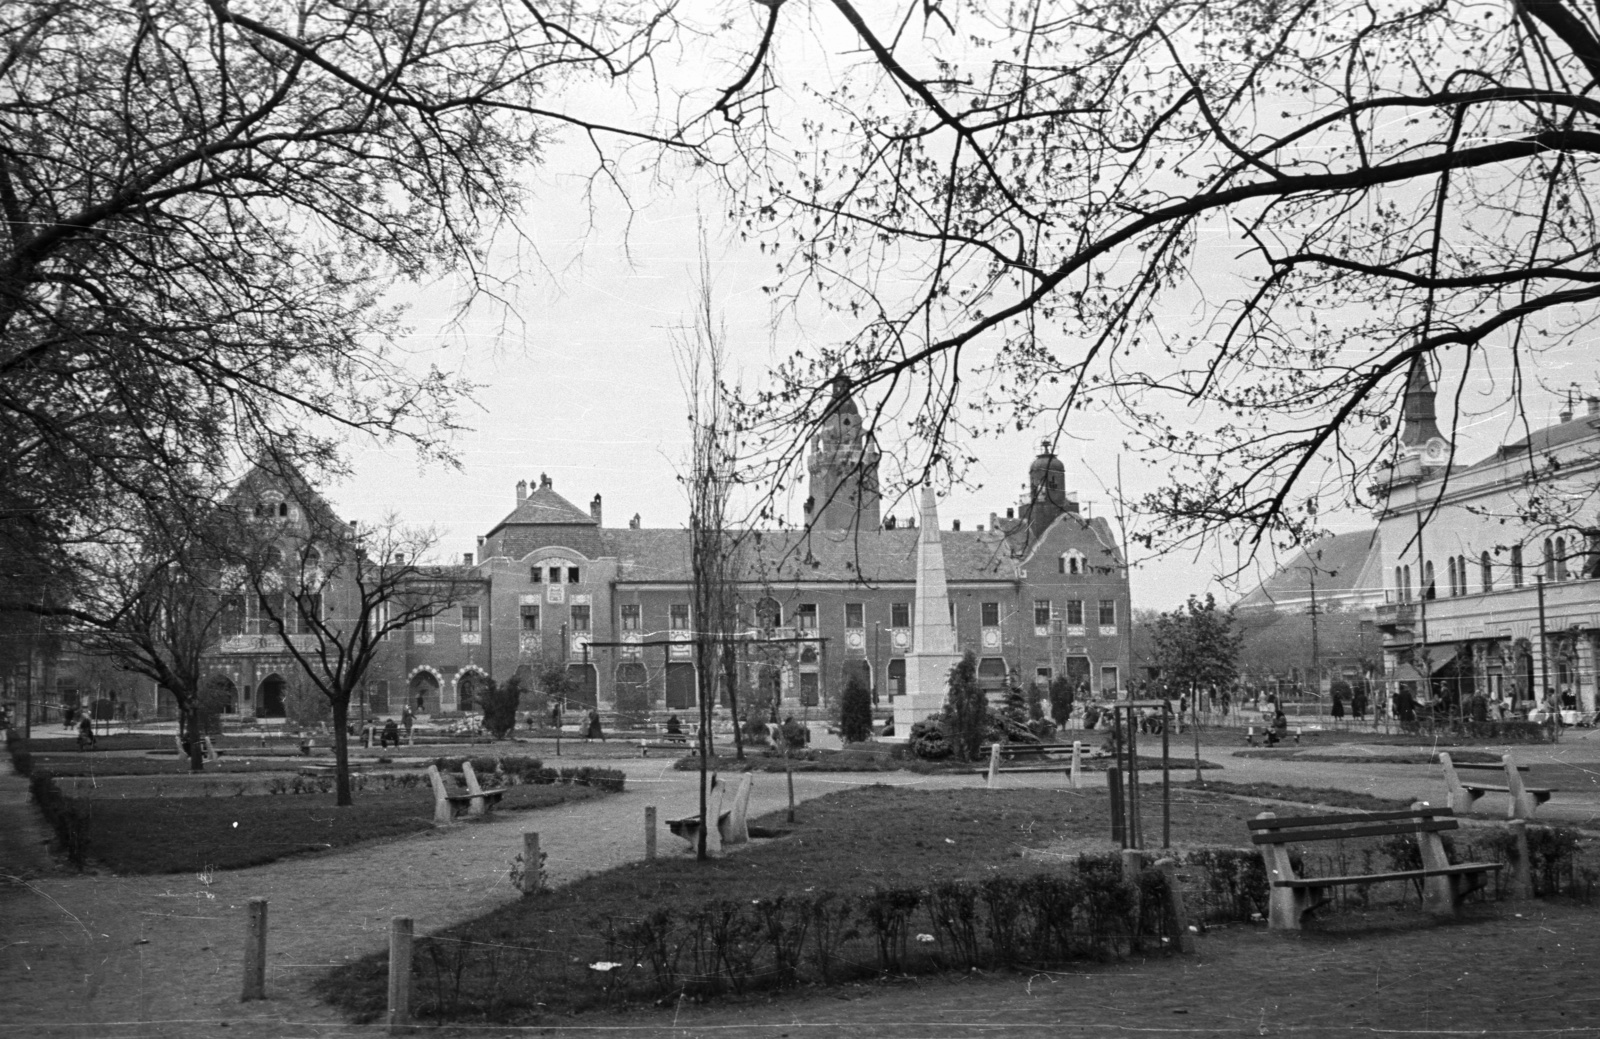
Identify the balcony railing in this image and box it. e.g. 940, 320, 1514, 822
1374, 603, 1415, 629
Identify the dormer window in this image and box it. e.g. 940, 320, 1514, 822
1060, 550, 1087, 575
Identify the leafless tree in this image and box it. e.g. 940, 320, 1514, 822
0, 0, 684, 606
235, 471, 477, 806
709, 0, 1600, 558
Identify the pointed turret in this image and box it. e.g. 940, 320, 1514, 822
806, 375, 882, 531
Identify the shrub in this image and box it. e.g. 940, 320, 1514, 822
908, 719, 952, 760
282, 682, 331, 728
479, 675, 521, 739
1048, 675, 1075, 727
742, 717, 771, 745
943, 652, 990, 761
839, 675, 874, 743
30, 772, 90, 868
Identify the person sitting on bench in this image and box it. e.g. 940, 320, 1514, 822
1264, 708, 1288, 746
380, 718, 401, 748
665, 714, 682, 736
76, 714, 97, 750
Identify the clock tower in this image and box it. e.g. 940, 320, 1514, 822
1396, 358, 1451, 476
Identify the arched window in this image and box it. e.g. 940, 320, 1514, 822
1481, 551, 1493, 593
1555, 537, 1568, 580
1544, 540, 1557, 581
1447, 557, 1458, 597
1060, 550, 1086, 576
1403, 565, 1412, 602
755, 597, 781, 629
1423, 561, 1435, 600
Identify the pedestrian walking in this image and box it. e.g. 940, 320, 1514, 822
585, 707, 605, 742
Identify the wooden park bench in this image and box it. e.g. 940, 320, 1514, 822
1439, 752, 1554, 820
1248, 804, 1501, 930
638, 724, 697, 756
426, 762, 508, 825
666, 773, 753, 853
982, 741, 1092, 789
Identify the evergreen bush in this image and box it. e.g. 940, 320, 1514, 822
839, 674, 874, 743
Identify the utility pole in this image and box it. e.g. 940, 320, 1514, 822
1308, 566, 1321, 704
1536, 575, 1551, 707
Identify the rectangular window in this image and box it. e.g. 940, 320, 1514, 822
375, 599, 392, 640
414, 612, 433, 633
571, 604, 591, 632
531, 566, 543, 583
221, 594, 245, 636
797, 603, 818, 630
1511, 545, 1524, 588
1098, 600, 1116, 627
520, 604, 540, 632
669, 603, 689, 630
567, 566, 581, 584
800, 672, 820, 706
1033, 600, 1051, 626
844, 602, 864, 628
461, 605, 480, 633
621, 604, 640, 630
1065, 599, 1084, 626
981, 602, 1000, 626
891, 602, 910, 628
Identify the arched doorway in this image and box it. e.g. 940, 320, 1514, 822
615, 662, 648, 725
665, 662, 697, 710
457, 671, 483, 713
566, 664, 598, 710
409, 671, 440, 714
258, 674, 286, 718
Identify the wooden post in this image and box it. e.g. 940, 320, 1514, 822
785, 756, 795, 823
241, 897, 267, 1001
387, 916, 413, 1034
1161, 703, 1171, 849
1509, 820, 1534, 898
1108, 766, 1125, 846
521, 832, 541, 895
986, 742, 1002, 789
1155, 858, 1194, 952
1069, 740, 1082, 789
645, 806, 657, 861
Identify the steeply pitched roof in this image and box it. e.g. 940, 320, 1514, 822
487, 485, 597, 536
1233, 528, 1383, 613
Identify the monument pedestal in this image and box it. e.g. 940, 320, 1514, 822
894, 653, 961, 734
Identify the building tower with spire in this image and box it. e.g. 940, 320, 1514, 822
1391, 358, 1451, 483
806, 376, 882, 531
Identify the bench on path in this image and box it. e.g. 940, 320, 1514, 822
1248, 804, 1501, 930
666, 772, 754, 852
426, 762, 508, 825
173, 734, 221, 762
983, 741, 1091, 789
638, 727, 697, 756
1439, 752, 1554, 820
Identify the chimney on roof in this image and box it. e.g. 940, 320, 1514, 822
1006, 507, 1015, 519
516, 479, 527, 502
990, 512, 998, 529
1589, 395, 1599, 417
539, 472, 552, 490
1561, 402, 1574, 423
392, 552, 405, 565
952, 519, 961, 531
591, 493, 603, 525
460, 552, 472, 566
629, 513, 641, 529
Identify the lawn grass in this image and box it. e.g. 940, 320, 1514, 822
1232, 748, 1500, 765
51, 783, 610, 874
676, 748, 1221, 774
1177, 778, 1413, 811
25, 753, 430, 777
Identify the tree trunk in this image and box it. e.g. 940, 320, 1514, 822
723, 637, 744, 761
185, 702, 205, 772
332, 694, 352, 806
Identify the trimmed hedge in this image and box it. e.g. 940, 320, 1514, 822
431, 755, 626, 792
335, 857, 1183, 1021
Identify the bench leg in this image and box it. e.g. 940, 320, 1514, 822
1268, 885, 1326, 930
468, 794, 487, 817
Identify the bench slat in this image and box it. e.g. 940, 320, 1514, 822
1251, 818, 1457, 844
1274, 862, 1501, 889
1452, 762, 1531, 773
1247, 807, 1453, 831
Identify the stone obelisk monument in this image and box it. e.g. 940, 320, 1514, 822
894, 487, 964, 734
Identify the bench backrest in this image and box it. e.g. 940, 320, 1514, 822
1248, 806, 1459, 845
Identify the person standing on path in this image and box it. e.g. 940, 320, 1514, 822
585, 707, 605, 742
402, 705, 414, 740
